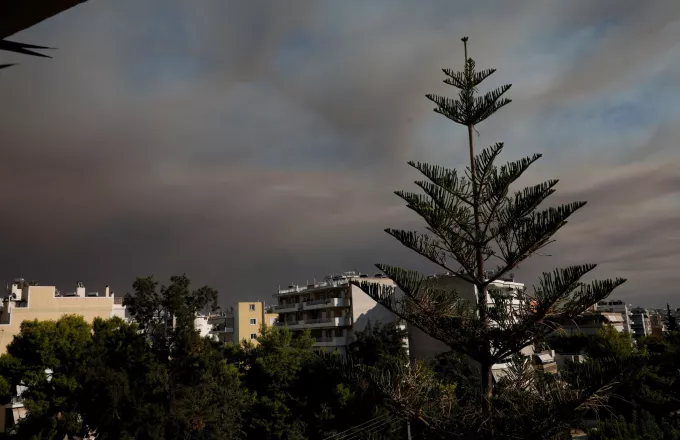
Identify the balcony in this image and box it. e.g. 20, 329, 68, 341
313, 336, 347, 347
210, 325, 234, 334
273, 303, 300, 313
302, 297, 346, 310
275, 317, 349, 330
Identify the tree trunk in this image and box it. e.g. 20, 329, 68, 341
468, 120, 490, 417
480, 361, 493, 416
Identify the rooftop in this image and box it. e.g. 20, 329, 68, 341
427, 271, 524, 287
276, 271, 389, 296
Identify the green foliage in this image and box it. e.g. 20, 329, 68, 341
0, 315, 92, 439
348, 320, 408, 367
230, 324, 406, 439
548, 326, 638, 359
0, 276, 247, 440
587, 410, 675, 440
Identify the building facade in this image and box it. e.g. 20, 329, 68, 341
272, 271, 399, 353
0, 280, 118, 355
649, 312, 666, 337
629, 307, 652, 338
0, 279, 121, 434
407, 272, 534, 364
596, 300, 632, 333
203, 301, 278, 345
558, 312, 626, 336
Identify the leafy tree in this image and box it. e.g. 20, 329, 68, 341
588, 410, 668, 440
348, 320, 408, 367
0, 276, 246, 440
120, 275, 246, 440
233, 324, 409, 439
227, 325, 321, 439
352, 37, 636, 438
0, 315, 92, 439
666, 304, 678, 333
547, 326, 637, 359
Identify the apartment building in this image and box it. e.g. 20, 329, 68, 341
595, 299, 632, 333
200, 302, 278, 345
649, 312, 666, 337
630, 307, 652, 338
408, 272, 534, 364
272, 271, 399, 353
0, 279, 119, 355
558, 312, 626, 335
0, 279, 122, 434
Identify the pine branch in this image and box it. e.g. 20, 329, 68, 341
352, 267, 482, 357
385, 229, 457, 271
408, 161, 474, 206
443, 67, 497, 90
495, 202, 587, 276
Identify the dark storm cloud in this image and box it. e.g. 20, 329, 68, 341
0, 0, 679, 307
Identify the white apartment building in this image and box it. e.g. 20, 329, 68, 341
408, 271, 534, 381
629, 307, 652, 338
559, 312, 626, 335
596, 300, 633, 333
272, 271, 400, 353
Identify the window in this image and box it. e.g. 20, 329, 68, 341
250, 333, 257, 340
249, 304, 256, 312
269, 318, 276, 326
250, 318, 257, 325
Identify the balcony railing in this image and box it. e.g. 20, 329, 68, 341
313, 336, 347, 347
211, 325, 234, 333
274, 303, 300, 312
314, 337, 333, 343
302, 297, 346, 310
277, 317, 348, 329
306, 298, 332, 306
305, 318, 333, 325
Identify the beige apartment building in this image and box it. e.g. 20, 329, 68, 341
195, 301, 278, 346
0, 280, 118, 355
0, 279, 119, 434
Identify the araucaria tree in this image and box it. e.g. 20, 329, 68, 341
354, 37, 632, 437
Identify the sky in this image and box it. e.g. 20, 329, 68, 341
1, 0, 679, 308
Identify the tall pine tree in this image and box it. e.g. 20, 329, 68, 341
352, 37, 634, 438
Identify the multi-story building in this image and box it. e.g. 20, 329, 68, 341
272, 271, 399, 353
559, 312, 626, 335
629, 307, 652, 338
595, 300, 632, 333
200, 301, 278, 345
649, 311, 666, 337
0, 279, 122, 434
408, 272, 534, 367
0, 279, 118, 355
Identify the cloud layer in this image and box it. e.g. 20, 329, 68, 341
1, 0, 679, 307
